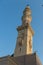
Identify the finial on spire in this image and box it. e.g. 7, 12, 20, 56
27, 4, 30, 6
26, 4, 30, 8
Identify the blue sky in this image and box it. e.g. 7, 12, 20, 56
0, 0, 43, 64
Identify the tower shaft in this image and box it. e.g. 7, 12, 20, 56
14, 6, 34, 57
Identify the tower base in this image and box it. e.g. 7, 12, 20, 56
14, 53, 42, 65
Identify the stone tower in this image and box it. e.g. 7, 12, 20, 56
14, 5, 34, 57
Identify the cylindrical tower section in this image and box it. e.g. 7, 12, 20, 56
22, 5, 32, 25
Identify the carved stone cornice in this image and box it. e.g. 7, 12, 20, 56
17, 23, 34, 36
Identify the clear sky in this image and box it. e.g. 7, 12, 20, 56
0, 0, 43, 64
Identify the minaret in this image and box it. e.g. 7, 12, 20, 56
14, 5, 34, 57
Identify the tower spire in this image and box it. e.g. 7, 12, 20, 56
22, 5, 32, 25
